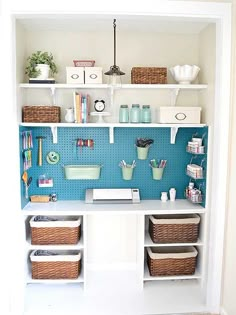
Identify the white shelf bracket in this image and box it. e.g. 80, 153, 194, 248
109, 86, 114, 108
51, 126, 58, 144
170, 88, 180, 106
109, 126, 114, 144
50, 86, 56, 105
170, 127, 179, 144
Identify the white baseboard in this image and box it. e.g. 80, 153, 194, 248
221, 307, 228, 315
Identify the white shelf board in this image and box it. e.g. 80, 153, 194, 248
143, 264, 201, 281
144, 232, 203, 247
19, 83, 207, 90
20, 122, 206, 144
22, 199, 206, 215
20, 122, 206, 128
26, 235, 84, 250
19, 83, 109, 89
120, 83, 208, 90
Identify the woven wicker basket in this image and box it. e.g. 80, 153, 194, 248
131, 67, 167, 84
30, 195, 50, 203
147, 246, 197, 276
30, 250, 81, 279
30, 216, 81, 245
22, 105, 61, 123
149, 214, 200, 243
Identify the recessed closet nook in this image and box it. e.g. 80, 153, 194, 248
10, 2, 231, 315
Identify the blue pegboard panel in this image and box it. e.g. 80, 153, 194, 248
19, 126, 208, 205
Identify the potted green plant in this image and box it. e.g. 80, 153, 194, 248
25, 51, 58, 79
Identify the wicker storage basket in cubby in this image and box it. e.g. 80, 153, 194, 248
147, 246, 198, 276
131, 67, 167, 84
22, 105, 61, 123
30, 250, 81, 279
30, 216, 81, 245
149, 214, 200, 243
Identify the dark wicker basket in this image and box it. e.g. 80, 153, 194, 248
30, 216, 81, 245
31, 250, 81, 279
149, 214, 200, 243
147, 246, 197, 276
22, 105, 61, 123
131, 67, 167, 84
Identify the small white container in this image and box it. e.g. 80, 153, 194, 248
158, 106, 201, 124
66, 67, 84, 84
169, 188, 176, 201
85, 67, 102, 84
161, 192, 168, 202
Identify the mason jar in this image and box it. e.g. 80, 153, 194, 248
141, 105, 151, 123
119, 105, 129, 123
130, 104, 141, 123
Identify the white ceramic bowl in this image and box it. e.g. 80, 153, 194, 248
169, 65, 200, 84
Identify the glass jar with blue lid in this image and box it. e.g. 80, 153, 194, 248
130, 104, 141, 123
119, 105, 129, 123
141, 105, 152, 123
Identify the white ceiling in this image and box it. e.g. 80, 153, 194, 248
16, 14, 212, 34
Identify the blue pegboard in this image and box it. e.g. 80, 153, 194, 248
19, 126, 207, 204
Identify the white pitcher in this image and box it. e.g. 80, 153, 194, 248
65, 108, 75, 123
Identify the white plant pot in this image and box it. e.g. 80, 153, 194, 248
35, 64, 50, 79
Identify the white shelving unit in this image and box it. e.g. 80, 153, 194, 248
11, 2, 232, 314
24, 213, 87, 288
20, 83, 207, 143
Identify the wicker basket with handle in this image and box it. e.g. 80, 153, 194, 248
30, 216, 81, 245
147, 246, 197, 276
131, 67, 167, 84
22, 105, 61, 123
149, 214, 200, 243
30, 250, 81, 279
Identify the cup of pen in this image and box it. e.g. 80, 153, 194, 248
122, 165, 134, 180
120, 160, 136, 180
152, 167, 164, 180
136, 138, 154, 160
150, 159, 167, 180
137, 146, 149, 160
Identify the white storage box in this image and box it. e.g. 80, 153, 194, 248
85, 67, 102, 84
66, 67, 84, 84
158, 106, 201, 124
63, 165, 102, 180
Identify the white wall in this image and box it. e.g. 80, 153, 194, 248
220, 1, 236, 314
18, 27, 200, 123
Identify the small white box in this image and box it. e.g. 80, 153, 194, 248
85, 67, 102, 84
66, 67, 84, 84
158, 106, 201, 124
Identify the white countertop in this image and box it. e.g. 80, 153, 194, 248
22, 199, 205, 215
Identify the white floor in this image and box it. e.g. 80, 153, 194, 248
23, 270, 208, 315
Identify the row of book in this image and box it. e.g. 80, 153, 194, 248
73, 92, 90, 123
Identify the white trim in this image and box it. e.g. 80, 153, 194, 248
206, 8, 232, 314
3, 1, 232, 315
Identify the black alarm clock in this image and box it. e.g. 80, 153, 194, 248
94, 99, 105, 112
